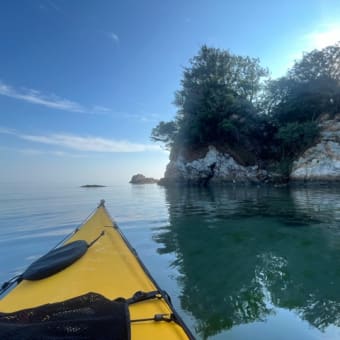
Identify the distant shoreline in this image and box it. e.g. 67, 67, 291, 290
80, 184, 106, 188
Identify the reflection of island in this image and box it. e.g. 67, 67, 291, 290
153, 186, 340, 338
290, 185, 340, 224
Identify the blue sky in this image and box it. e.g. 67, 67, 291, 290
1, 0, 340, 184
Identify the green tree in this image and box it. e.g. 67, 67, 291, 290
151, 121, 178, 149
276, 121, 320, 159
152, 43, 340, 180
152, 45, 268, 153
288, 43, 340, 83
264, 43, 340, 123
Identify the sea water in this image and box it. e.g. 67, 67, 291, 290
0, 183, 340, 340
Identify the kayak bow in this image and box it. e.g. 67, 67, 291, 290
0, 200, 194, 339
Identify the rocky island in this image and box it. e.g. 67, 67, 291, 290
151, 44, 340, 186
159, 114, 340, 185
129, 174, 159, 184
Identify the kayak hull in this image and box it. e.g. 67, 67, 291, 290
0, 203, 193, 339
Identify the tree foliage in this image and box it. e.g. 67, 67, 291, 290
151, 43, 340, 173
262, 43, 340, 164
151, 121, 178, 149
264, 43, 340, 123
152, 45, 268, 152
288, 44, 340, 83
276, 121, 320, 158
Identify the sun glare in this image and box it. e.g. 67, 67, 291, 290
306, 24, 340, 50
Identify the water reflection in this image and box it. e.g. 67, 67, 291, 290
153, 185, 340, 338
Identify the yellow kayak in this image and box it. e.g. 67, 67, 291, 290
0, 200, 194, 339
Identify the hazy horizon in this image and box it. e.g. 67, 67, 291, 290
1, 0, 340, 185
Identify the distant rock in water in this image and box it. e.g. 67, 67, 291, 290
129, 174, 159, 184
81, 184, 106, 188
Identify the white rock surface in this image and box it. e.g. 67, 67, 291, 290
290, 115, 340, 181
163, 146, 267, 184
162, 115, 340, 184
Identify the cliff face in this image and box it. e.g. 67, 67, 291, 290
160, 146, 268, 185
290, 115, 340, 181
160, 115, 340, 185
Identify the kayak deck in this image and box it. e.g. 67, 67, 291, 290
0, 203, 192, 339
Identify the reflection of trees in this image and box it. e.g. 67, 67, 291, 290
290, 186, 340, 228
154, 186, 340, 338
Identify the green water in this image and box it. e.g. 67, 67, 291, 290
0, 184, 339, 339
153, 185, 340, 339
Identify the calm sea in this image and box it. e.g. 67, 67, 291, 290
0, 183, 340, 339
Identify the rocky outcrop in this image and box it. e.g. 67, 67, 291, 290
160, 115, 340, 186
129, 174, 159, 184
290, 115, 340, 181
159, 146, 269, 185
